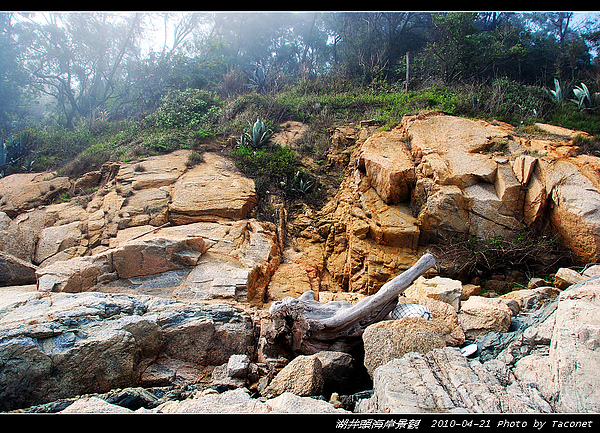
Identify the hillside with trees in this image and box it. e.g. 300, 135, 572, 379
1, 11, 600, 184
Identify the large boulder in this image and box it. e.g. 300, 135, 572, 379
362, 318, 446, 377
546, 159, 600, 263
514, 277, 600, 413
0, 172, 71, 218
458, 296, 513, 340
0, 251, 37, 286
34, 221, 86, 266
403, 276, 462, 311
262, 354, 324, 398
356, 347, 552, 413
357, 128, 416, 204
169, 152, 257, 224
173, 219, 281, 303
36, 225, 208, 293
403, 296, 465, 346
0, 288, 255, 411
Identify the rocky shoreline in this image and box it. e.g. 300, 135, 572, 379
4, 269, 599, 414
1, 112, 600, 413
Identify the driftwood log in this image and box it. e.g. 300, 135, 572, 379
261, 253, 436, 357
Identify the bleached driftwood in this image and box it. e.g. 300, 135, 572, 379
265, 253, 436, 355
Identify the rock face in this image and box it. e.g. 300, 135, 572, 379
356, 347, 552, 413
0, 288, 254, 411
2, 113, 599, 296
0, 172, 71, 218
0, 149, 281, 303
2, 114, 600, 413
513, 277, 600, 413
0, 251, 37, 285
169, 153, 256, 224
357, 128, 416, 204
283, 112, 600, 303
406, 113, 600, 264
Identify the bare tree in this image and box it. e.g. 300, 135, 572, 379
22, 12, 143, 129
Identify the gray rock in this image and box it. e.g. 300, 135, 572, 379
0, 251, 37, 286
355, 347, 552, 414
157, 388, 270, 414
539, 277, 600, 412
227, 354, 250, 378
0, 288, 254, 412
266, 392, 349, 413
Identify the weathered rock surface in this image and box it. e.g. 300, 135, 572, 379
458, 296, 513, 340
403, 275, 462, 311
362, 318, 446, 377
0, 251, 37, 286
514, 277, 600, 413
401, 296, 465, 346
0, 288, 254, 411
0, 172, 71, 218
35, 226, 208, 292
262, 354, 324, 398
152, 387, 348, 414
282, 111, 600, 304
2, 115, 600, 413
358, 276, 600, 414
169, 153, 256, 224
356, 347, 552, 413
357, 128, 416, 204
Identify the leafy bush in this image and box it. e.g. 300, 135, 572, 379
153, 89, 221, 131
231, 142, 317, 200
456, 78, 549, 125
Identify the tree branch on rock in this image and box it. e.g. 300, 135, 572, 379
260, 253, 436, 357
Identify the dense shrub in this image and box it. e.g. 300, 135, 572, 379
231, 143, 317, 200
152, 89, 222, 133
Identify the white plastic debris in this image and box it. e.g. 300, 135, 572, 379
460, 343, 478, 357
388, 303, 432, 321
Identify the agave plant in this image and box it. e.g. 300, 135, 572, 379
543, 78, 563, 104
0, 135, 26, 167
240, 118, 273, 149
570, 82, 593, 110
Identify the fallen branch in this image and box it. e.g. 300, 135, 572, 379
264, 253, 436, 355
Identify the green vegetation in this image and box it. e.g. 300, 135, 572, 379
238, 118, 274, 149
1, 11, 599, 207
231, 140, 317, 199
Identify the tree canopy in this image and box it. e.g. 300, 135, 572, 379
1, 11, 599, 137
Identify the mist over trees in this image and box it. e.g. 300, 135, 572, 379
1, 11, 599, 159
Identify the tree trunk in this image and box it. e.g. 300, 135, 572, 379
260, 253, 436, 357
